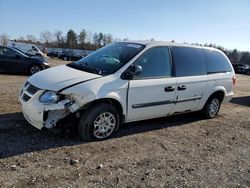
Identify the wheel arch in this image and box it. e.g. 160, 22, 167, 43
81, 98, 125, 122
205, 90, 225, 105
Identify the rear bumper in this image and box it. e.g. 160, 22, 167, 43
223, 91, 234, 103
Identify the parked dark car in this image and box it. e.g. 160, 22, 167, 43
58, 51, 83, 61
0, 46, 49, 75
47, 51, 59, 58
232, 64, 250, 75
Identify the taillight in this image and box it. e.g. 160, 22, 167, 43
232, 76, 236, 86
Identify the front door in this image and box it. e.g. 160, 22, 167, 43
127, 47, 177, 122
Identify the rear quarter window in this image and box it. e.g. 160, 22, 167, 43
172, 47, 207, 77
204, 49, 232, 73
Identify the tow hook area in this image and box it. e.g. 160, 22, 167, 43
44, 110, 68, 128
43, 99, 80, 129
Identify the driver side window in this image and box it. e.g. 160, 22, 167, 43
134, 47, 172, 79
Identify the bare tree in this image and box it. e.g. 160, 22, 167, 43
26, 34, 37, 43
18, 36, 25, 42
54, 30, 63, 43
106, 34, 113, 44
40, 30, 53, 44
85, 30, 93, 43
0, 33, 9, 46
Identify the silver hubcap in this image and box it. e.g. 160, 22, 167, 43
208, 98, 219, 117
93, 112, 116, 139
31, 66, 41, 74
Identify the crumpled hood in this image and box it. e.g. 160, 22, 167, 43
28, 65, 101, 91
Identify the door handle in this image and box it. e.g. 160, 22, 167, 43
178, 85, 186, 90
164, 86, 175, 92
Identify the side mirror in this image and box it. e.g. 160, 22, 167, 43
121, 65, 142, 80
133, 65, 142, 75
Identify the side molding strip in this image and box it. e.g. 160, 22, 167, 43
176, 96, 202, 103
132, 100, 174, 109
131, 96, 202, 109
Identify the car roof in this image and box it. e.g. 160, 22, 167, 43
118, 40, 218, 51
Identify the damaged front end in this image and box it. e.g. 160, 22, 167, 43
20, 82, 85, 130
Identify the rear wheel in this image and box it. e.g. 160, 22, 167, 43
78, 103, 120, 141
202, 97, 221, 118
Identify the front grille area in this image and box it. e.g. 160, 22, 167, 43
26, 84, 40, 95
22, 93, 31, 102
24, 81, 29, 87
21, 82, 41, 102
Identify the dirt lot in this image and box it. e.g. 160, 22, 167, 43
0, 59, 249, 187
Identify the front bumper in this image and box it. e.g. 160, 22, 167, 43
19, 82, 72, 130
21, 101, 45, 129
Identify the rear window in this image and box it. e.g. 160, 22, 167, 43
172, 47, 207, 77
204, 49, 232, 73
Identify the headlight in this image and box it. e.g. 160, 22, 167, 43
39, 91, 60, 104
43, 62, 49, 65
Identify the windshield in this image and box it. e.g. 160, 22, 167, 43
12, 48, 29, 57
68, 42, 145, 75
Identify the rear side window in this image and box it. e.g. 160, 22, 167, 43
1, 47, 17, 57
172, 47, 207, 77
204, 49, 232, 73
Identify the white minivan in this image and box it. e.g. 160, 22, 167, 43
19, 41, 236, 141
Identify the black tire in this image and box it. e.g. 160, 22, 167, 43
29, 65, 42, 75
202, 96, 221, 118
78, 103, 120, 141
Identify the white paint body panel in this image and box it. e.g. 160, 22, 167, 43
28, 65, 100, 91
127, 77, 177, 121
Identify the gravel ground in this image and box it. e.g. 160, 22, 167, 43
0, 59, 249, 187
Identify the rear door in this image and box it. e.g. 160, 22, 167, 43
171, 47, 208, 113
127, 47, 177, 122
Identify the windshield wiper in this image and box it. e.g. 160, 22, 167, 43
79, 62, 102, 75
67, 62, 101, 75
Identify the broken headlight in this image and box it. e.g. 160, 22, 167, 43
39, 91, 61, 104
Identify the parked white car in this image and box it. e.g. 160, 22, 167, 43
7, 41, 46, 58
19, 41, 236, 141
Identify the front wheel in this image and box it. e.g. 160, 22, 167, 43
202, 97, 221, 118
30, 65, 42, 75
78, 103, 120, 141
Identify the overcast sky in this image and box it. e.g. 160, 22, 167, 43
0, 0, 249, 51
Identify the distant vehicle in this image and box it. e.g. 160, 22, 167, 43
232, 64, 250, 75
58, 51, 83, 61
47, 51, 59, 58
19, 41, 235, 141
12, 47, 46, 61
7, 41, 46, 58
0, 45, 49, 75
